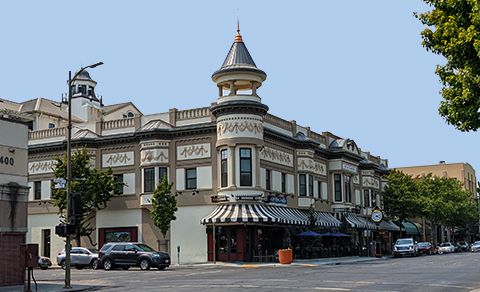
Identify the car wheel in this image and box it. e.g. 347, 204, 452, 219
121, 266, 129, 270
60, 260, 66, 270
139, 259, 151, 270
91, 259, 98, 270
157, 266, 166, 270
393, 254, 398, 258
103, 258, 114, 270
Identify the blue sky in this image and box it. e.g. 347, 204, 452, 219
1, 1, 478, 179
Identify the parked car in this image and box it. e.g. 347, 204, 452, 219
417, 242, 434, 255
452, 242, 461, 252
471, 241, 480, 252
57, 247, 99, 270
392, 238, 419, 258
457, 241, 469, 252
438, 242, 455, 254
38, 256, 52, 270
98, 242, 170, 270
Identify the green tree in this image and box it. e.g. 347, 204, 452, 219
150, 173, 178, 242
415, 1, 480, 131
411, 174, 477, 243
382, 170, 422, 237
51, 146, 123, 246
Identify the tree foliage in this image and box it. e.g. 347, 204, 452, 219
150, 173, 178, 239
51, 146, 123, 246
415, 0, 480, 131
383, 170, 478, 240
382, 170, 422, 227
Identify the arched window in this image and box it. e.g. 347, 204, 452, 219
127, 112, 134, 118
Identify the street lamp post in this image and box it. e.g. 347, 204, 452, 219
64, 62, 103, 289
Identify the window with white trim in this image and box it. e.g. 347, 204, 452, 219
334, 174, 342, 202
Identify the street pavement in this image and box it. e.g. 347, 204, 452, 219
0, 256, 385, 292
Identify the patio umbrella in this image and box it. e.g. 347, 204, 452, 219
297, 230, 322, 236
332, 232, 350, 237
319, 232, 334, 237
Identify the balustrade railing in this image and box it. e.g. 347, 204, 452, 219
29, 127, 66, 140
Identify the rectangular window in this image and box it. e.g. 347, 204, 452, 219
240, 148, 252, 186
144, 168, 155, 192
266, 170, 271, 191
345, 175, 352, 203
363, 189, 370, 207
299, 174, 307, 196
34, 181, 41, 200
371, 191, 376, 207
308, 175, 314, 197
114, 175, 124, 194
281, 173, 286, 193
159, 167, 168, 183
221, 149, 228, 188
317, 181, 321, 198
186, 168, 197, 189
334, 174, 342, 202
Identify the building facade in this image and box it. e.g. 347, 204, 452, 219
395, 162, 477, 243
2, 29, 400, 264
0, 110, 31, 286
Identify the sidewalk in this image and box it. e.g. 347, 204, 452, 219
0, 256, 386, 292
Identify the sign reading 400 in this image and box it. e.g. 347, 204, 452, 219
0, 156, 14, 166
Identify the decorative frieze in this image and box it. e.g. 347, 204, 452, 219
102, 151, 135, 167
28, 160, 55, 174
217, 115, 263, 139
260, 147, 293, 167
177, 143, 211, 160
362, 177, 380, 189
297, 158, 326, 176
141, 149, 169, 165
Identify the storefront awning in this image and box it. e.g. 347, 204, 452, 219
378, 220, 402, 231
200, 204, 341, 227
402, 221, 422, 235
345, 213, 367, 229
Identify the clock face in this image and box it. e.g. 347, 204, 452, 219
372, 210, 383, 222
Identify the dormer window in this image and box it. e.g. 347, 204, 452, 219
127, 112, 134, 118
79, 85, 86, 94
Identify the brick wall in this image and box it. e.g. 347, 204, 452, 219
0, 232, 25, 287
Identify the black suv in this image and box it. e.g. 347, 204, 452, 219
98, 242, 170, 270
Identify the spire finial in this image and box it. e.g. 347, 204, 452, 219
234, 18, 243, 43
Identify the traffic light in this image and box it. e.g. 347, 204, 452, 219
68, 192, 82, 220
55, 224, 75, 237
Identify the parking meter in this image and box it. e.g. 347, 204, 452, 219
177, 245, 180, 265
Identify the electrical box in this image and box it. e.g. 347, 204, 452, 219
23, 244, 39, 268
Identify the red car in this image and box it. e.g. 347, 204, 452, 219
418, 242, 434, 255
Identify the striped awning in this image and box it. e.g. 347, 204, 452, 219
201, 204, 341, 227
379, 220, 402, 231
345, 213, 367, 229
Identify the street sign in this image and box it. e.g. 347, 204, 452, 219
55, 183, 65, 189
54, 178, 66, 184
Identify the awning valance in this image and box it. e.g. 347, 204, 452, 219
345, 213, 367, 229
200, 204, 341, 227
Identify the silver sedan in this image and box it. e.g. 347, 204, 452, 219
57, 247, 98, 269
